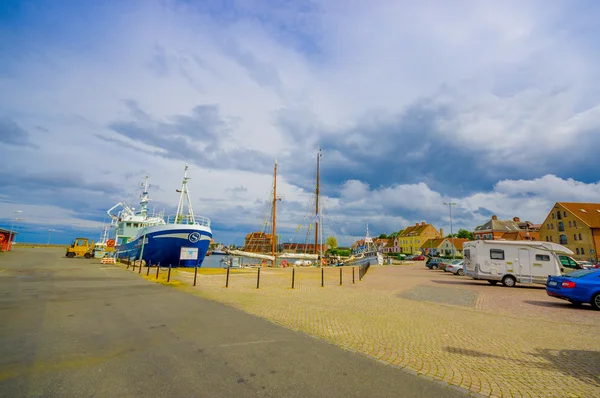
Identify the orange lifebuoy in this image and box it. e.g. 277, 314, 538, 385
106, 239, 115, 247
0, 234, 5, 243
281, 259, 288, 267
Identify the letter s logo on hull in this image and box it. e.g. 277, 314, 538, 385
188, 232, 201, 243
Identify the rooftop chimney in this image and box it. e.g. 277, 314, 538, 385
421, 221, 426, 226
492, 215, 498, 220
513, 217, 520, 222
415, 222, 419, 227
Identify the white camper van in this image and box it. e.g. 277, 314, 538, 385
463, 240, 580, 287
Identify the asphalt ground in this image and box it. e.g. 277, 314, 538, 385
0, 249, 467, 398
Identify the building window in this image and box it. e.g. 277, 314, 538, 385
490, 249, 505, 260
545, 236, 549, 242
576, 248, 580, 255
569, 221, 572, 227
557, 212, 562, 220
558, 222, 564, 231
552, 213, 555, 219
581, 248, 585, 255
535, 254, 550, 261
573, 221, 577, 228
559, 234, 567, 245
578, 233, 582, 240
574, 234, 577, 241
564, 211, 567, 217
547, 224, 550, 229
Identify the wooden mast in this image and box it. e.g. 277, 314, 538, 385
272, 161, 277, 263
314, 148, 321, 256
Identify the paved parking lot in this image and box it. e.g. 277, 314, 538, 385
168, 262, 600, 398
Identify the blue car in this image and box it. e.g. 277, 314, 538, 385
546, 269, 600, 310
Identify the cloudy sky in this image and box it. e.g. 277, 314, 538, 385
2, 0, 600, 246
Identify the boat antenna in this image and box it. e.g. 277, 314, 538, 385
139, 175, 150, 218
272, 160, 278, 262
314, 147, 322, 256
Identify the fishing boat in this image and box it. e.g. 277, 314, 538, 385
345, 225, 384, 267
107, 165, 212, 267
93, 224, 113, 258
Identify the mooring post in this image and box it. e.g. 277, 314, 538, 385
291, 268, 295, 289
193, 264, 198, 287
321, 267, 324, 287
156, 262, 160, 279
138, 259, 142, 274
352, 267, 355, 284
146, 261, 151, 276
167, 263, 172, 282
256, 267, 261, 289
225, 266, 230, 288
127, 258, 130, 269
339, 267, 342, 285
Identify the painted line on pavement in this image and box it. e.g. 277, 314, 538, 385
218, 340, 281, 348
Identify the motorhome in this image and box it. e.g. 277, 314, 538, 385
463, 240, 580, 287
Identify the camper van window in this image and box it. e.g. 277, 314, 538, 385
559, 256, 578, 269
464, 249, 470, 259
535, 254, 550, 261
490, 249, 505, 260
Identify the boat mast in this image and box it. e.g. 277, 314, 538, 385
314, 147, 321, 256
272, 161, 277, 260
140, 176, 150, 219
175, 164, 195, 224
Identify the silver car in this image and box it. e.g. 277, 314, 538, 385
446, 260, 464, 276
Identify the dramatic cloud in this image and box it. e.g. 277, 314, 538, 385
1, 0, 600, 245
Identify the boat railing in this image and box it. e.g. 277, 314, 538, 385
164, 214, 211, 227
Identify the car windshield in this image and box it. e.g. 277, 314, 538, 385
564, 269, 597, 278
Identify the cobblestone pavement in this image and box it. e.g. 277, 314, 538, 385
141, 263, 600, 398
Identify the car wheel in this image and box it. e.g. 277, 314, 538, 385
591, 293, 600, 311
84, 253, 92, 259
432, 265, 438, 270
66, 252, 75, 258
502, 275, 517, 287
457, 269, 464, 276
488, 280, 498, 286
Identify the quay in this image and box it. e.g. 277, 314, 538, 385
0, 249, 465, 398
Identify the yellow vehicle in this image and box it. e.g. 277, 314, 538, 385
66, 238, 95, 259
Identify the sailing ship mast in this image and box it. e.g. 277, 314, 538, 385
314, 147, 322, 257
175, 164, 195, 224
272, 161, 278, 262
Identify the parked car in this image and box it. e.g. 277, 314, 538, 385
577, 261, 595, 269
413, 255, 425, 261
546, 269, 600, 310
446, 260, 464, 275
426, 259, 445, 270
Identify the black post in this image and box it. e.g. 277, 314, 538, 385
132, 260, 136, 272
256, 267, 261, 289
225, 266, 230, 288
127, 258, 130, 269
138, 259, 142, 274
167, 263, 172, 282
156, 262, 160, 279
339, 267, 342, 285
359, 265, 363, 281
193, 264, 198, 287
352, 267, 355, 284
291, 268, 295, 289
321, 267, 324, 287
146, 261, 151, 276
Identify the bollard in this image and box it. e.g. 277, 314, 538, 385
291, 268, 295, 289
156, 262, 160, 279
321, 267, 324, 287
132, 261, 136, 272
193, 264, 198, 287
256, 267, 261, 289
146, 261, 151, 276
127, 259, 130, 269
167, 264, 172, 282
352, 267, 355, 284
139, 260, 142, 274
339, 267, 342, 285
359, 265, 363, 281
225, 266, 230, 288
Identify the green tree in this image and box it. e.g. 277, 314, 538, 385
378, 233, 388, 239
457, 229, 474, 240
326, 236, 338, 250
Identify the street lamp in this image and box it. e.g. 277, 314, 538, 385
443, 202, 457, 259
7, 211, 23, 251
48, 229, 57, 245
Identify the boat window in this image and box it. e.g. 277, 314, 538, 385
535, 254, 550, 261
490, 249, 504, 260
126, 223, 131, 227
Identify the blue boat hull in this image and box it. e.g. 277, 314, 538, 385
115, 227, 212, 267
